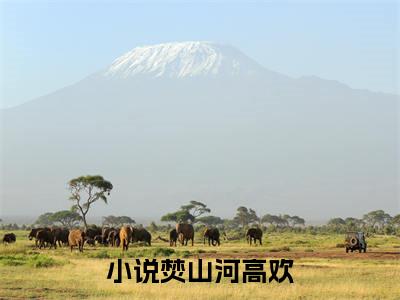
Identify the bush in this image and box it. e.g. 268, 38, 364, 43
269, 246, 290, 252
28, 255, 60, 268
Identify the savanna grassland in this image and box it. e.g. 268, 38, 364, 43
1, 230, 399, 300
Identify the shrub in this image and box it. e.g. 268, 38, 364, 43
269, 246, 290, 252
28, 255, 61, 268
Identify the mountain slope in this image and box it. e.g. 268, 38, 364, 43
1, 42, 398, 220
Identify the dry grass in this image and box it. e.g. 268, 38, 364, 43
0, 230, 399, 299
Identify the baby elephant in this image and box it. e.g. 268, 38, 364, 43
169, 229, 178, 247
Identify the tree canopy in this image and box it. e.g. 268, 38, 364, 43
51, 210, 82, 228
233, 207, 259, 227
196, 215, 224, 226
363, 210, 392, 228
161, 201, 210, 223
102, 215, 135, 227
34, 212, 55, 226
34, 210, 81, 228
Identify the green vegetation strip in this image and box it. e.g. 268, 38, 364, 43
0, 253, 66, 268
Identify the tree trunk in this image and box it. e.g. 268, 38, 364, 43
82, 213, 88, 231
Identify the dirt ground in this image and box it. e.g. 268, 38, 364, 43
199, 250, 400, 260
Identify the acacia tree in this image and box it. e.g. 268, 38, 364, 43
35, 212, 55, 226
51, 210, 82, 229
161, 210, 195, 223
102, 215, 135, 227
233, 207, 259, 227
180, 201, 211, 219
281, 215, 305, 227
196, 216, 224, 226
161, 201, 210, 223
363, 210, 392, 228
68, 175, 113, 230
391, 214, 400, 227
261, 214, 288, 227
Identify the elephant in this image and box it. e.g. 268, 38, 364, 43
131, 228, 152, 246
3, 233, 16, 244
85, 226, 102, 239
68, 229, 85, 252
176, 223, 194, 246
246, 227, 263, 245
119, 226, 132, 251
169, 229, 178, 247
28, 227, 50, 247
203, 227, 220, 246
51, 227, 69, 247
101, 227, 115, 245
36, 230, 56, 249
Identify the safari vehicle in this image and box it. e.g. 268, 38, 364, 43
345, 232, 367, 253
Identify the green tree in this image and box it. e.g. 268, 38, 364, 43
196, 215, 224, 226
68, 175, 113, 230
161, 210, 195, 223
363, 210, 392, 228
102, 215, 135, 227
51, 210, 82, 229
327, 217, 346, 232
180, 201, 211, 220
391, 214, 400, 227
290, 215, 306, 227
118, 216, 136, 225
261, 214, 286, 227
148, 221, 158, 232
233, 207, 259, 227
35, 212, 54, 226
161, 201, 210, 223
344, 217, 362, 231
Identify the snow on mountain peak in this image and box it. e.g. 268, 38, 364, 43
103, 41, 263, 78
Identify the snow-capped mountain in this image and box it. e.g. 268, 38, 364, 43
103, 41, 264, 78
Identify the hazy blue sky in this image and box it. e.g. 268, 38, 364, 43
1, 1, 399, 108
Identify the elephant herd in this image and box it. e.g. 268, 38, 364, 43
2, 225, 264, 252
170, 225, 263, 247
25, 225, 153, 252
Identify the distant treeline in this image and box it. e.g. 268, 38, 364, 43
1, 205, 399, 236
